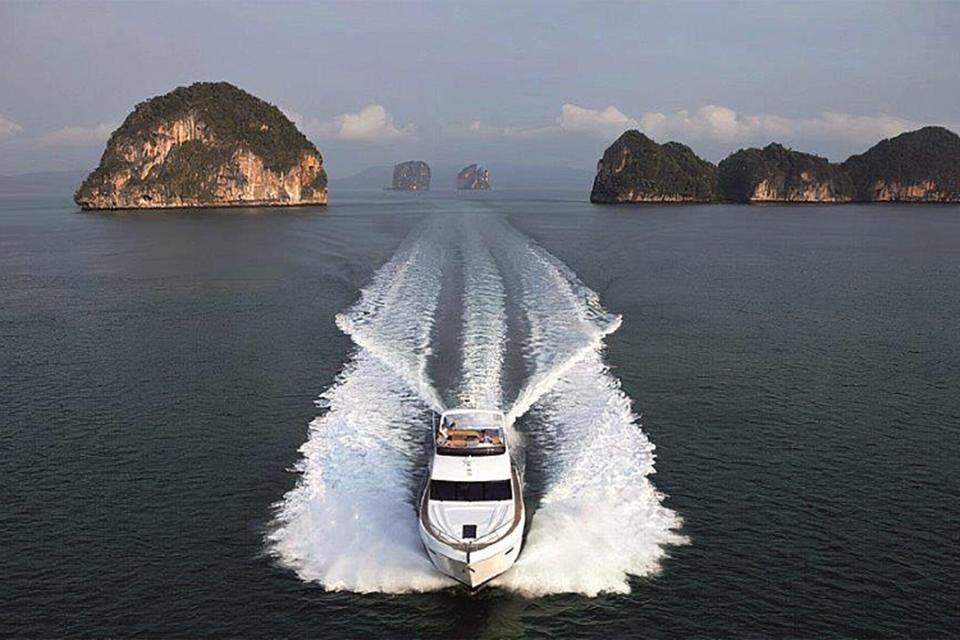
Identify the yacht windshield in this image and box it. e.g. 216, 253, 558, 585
429, 479, 512, 502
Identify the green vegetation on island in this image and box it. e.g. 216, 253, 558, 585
590, 130, 717, 203
718, 143, 854, 202
842, 126, 960, 201
593, 126, 960, 205
75, 82, 327, 210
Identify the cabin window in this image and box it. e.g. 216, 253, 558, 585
429, 479, 512, 502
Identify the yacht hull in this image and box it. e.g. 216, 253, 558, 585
418, 409, 525, 590
420, 523, 524, 589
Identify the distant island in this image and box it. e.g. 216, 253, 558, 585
591, 126, 960, 204
392, 161, 431, 191
590, 131, 717, 203
74, 82, 327, 210
331, 163, 591, 190
457, 164, 491, 190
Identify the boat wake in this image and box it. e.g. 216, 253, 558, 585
268, 209, 686, 596
493, 350, 687, 596
458, 215, 507, 411
267, 218, 454, 592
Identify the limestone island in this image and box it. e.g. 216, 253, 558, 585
718, 144, 853, 203
457, 164, 491, 190
74, 82, 327, 210
591, 125, 960, 204
843, 127, 960, 202
590, 130, 717, 203
392, 161, 431, 191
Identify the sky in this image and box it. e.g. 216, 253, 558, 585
1, 0, 959, 177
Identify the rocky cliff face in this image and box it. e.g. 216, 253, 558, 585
392, 161, 431, 191
457, 164, 491, 190
842, 127, 960, 202
590, 131, 717, 203
718, 143, 853, 203
74, 82, 327, 210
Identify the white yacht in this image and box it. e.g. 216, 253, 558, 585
418, 408, 525, 589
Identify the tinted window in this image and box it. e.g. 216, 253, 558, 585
429, 480, 512, 502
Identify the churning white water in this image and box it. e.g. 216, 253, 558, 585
457, 215, 507, 410
333, 217, 449, 412
267, 217, 455, 592
268, 210, 686, 596
485, 220, 688, 595
492, 349, 688, 596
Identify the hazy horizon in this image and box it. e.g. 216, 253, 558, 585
2, 0, 959, 177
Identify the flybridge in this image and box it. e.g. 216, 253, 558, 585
435, 409, 507, 457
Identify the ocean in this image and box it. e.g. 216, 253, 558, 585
2, 189, 958, 638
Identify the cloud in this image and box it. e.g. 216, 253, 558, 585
286, 104, 413, 141
453, 104, 638, 139
0, 114, 23, 137
636, 105, 926, 146
39, 122, 116, 147
451, 120, 540, 138
557, 104, 638, 135
336, 104, 412, 141
461, 103, 940, 151
463, 120, 512, 137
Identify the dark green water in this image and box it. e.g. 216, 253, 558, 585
1, 190, 958, 638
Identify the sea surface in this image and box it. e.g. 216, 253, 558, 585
2, 189, 958, 639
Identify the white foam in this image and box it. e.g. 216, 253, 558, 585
267, 352, 453, 592
457, 215, 507, 409
475, 218, 686, 596
268, 218, 453, 592
493, 349, 688, 596
488, 221, 620, 423
334, 218, 448, 411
